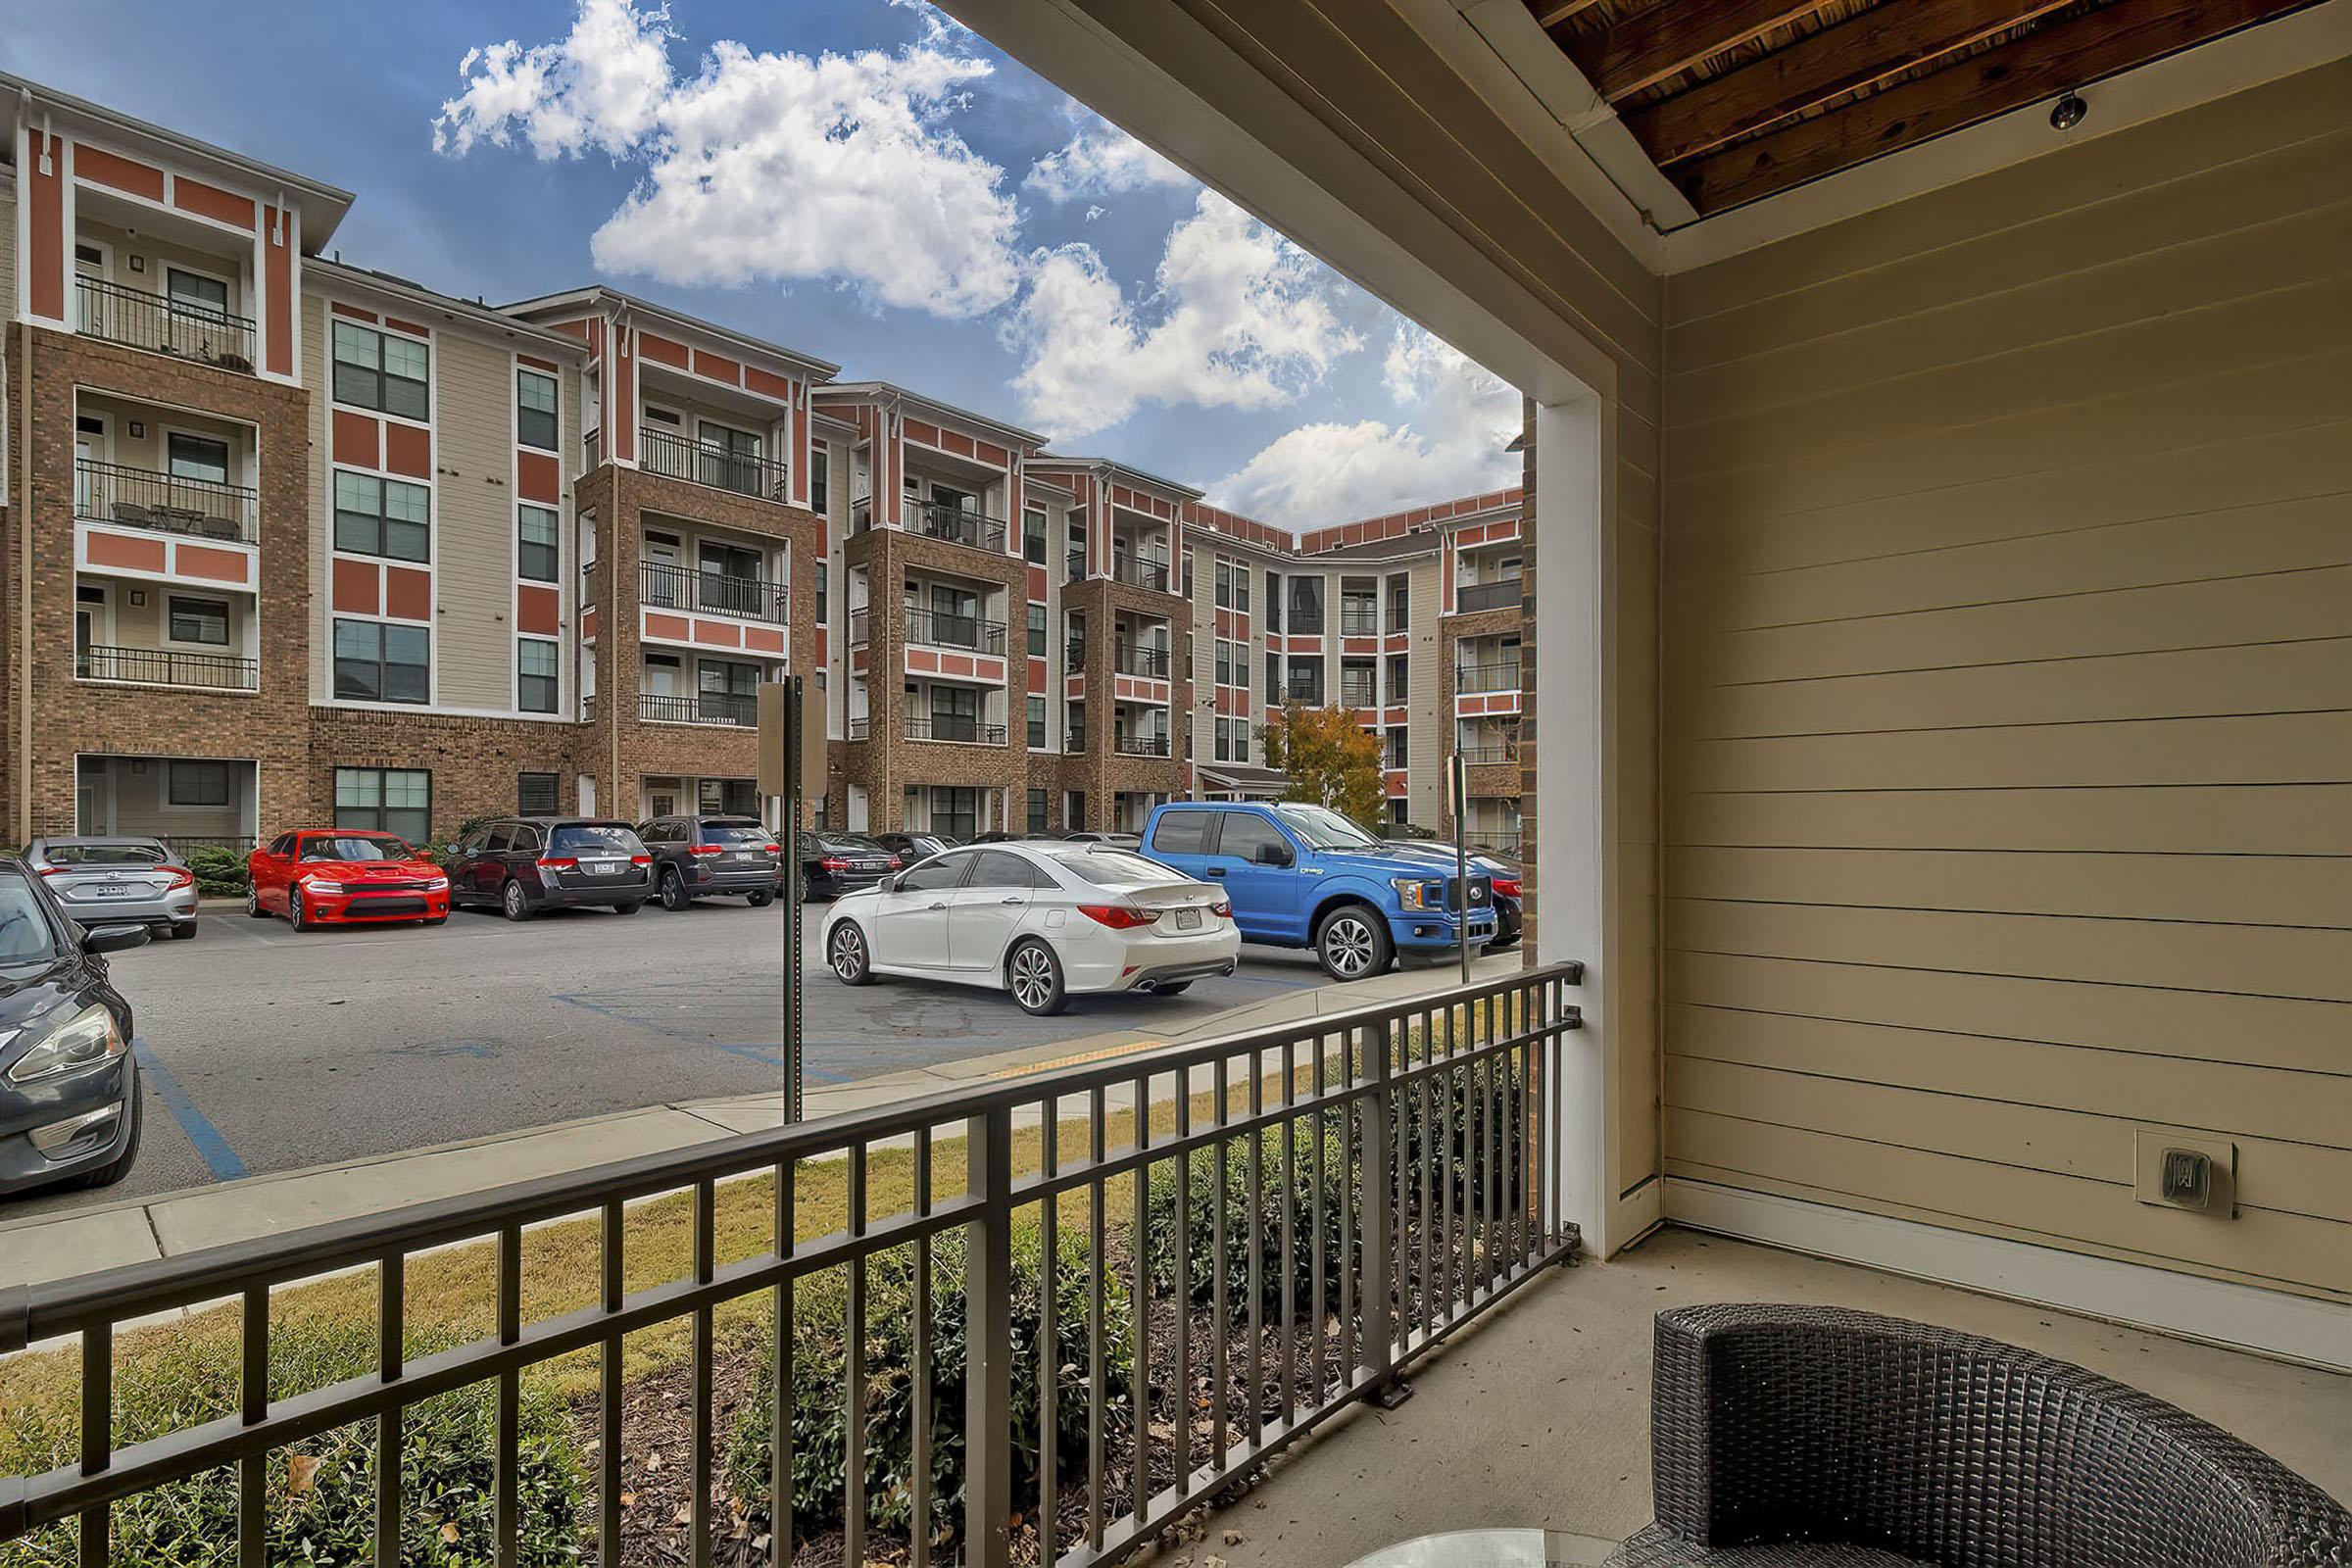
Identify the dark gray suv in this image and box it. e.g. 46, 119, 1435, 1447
637, 815, 782, 910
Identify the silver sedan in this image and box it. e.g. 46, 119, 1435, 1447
23, 837, 201, 940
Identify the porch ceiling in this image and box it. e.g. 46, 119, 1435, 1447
1522, 0, 2328, 215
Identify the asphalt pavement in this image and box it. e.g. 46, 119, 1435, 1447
4, 897, 1338, 1221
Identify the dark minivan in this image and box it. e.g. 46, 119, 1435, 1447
442, 817, 653, 920
638, 815, 783, 909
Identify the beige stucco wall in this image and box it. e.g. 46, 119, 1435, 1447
1658, 63, 2352, 1301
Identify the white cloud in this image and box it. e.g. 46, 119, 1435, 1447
436, 0, 1023, 317
1008, 190, 1359, 438
1024, 109, 1192, 204
1206, 324, 1520, 527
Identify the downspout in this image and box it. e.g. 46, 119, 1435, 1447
17, 320, 33, 843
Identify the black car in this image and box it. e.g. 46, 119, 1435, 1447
0, 855, 148, 1197
442, 817, 653, 919
800, 832, 900, 900
872, 831, 960, 866
638, 814, 783, 909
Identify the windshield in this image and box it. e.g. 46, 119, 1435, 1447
1270, 804, 1379, 851
301, 835, 413, 862
0, 879, 63, 962
1054, 849, 1191, 889
44, 843, 168, 866
552, 825, 642, 855
704, 824, 771, 846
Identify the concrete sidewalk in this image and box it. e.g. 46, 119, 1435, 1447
0, 951, 1520, 1293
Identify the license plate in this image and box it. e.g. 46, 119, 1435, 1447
1174, 907, 1201, 930
586, 860, 620, 875
87, 884, 136, 898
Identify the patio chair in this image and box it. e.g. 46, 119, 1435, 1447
1613, 1303, 2349, 1567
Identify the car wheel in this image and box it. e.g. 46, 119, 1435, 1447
287, 887, 311, 933
1315, 904, 1392, 981
171, 921, 199, 941
747, 890, 774, 907
828, 921, 874, 986
502, 878, 532, 922
71, 1077, 142, 1190
1006, 939, 1067, 1016
660, 866, 690, 911
613, 902, 643, 916
245, 886, 268, 919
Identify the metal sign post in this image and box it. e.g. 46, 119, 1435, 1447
1449, 750, 1471, 987
759, 676, 807, 1123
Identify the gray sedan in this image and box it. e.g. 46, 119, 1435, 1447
24, 837, 201, 941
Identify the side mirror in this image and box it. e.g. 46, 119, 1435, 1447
876, 874, 898, 895
1254, 841, 1293, 868
82, 923, 152, 956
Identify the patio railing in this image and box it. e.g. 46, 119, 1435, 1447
906, 713, 1008, 745
0, 963, 1580, 1568
1454, 579, 1521, 615
639, 690, 758, 727
639, 561, 788, 623
74, 275, 257, 372
906, 606, 1008, 655
906, 498, 1009, 556
638, 425, 790, 503
75, 644, 258, 691
75, 458, 259, 544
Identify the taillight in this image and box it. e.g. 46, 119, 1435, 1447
536, 857, 579, 871
1491, 877, 1521, 899
1210, 900, 1233, 918
1079, 904, 1157, 930
163, 867, 196, 890
761, 844, 781, 857
888, 857, 904, 870
629, 855, 653, 866
689, 844, 723, 857
36, 866, 62, 876
820, 857, 852, 871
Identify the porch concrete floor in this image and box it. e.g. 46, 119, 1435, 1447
1176, 1228, 2350, 1567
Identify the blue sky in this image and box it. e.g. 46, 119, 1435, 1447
3, 0, 1518, 529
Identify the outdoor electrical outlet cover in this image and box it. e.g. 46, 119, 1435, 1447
2134, 1129, 2236, 1216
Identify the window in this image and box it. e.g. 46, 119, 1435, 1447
1216, 812, 1292, 865
518, 638, 559, 712
1066, 521, 1087, 580
1027, 603, 1048, 657
815, 564, 829, 624
1065, 791, 1087, 830
331, 321, 429, 420
334, 471, 430, 563
168, 760, 230, 808
517, 771, 560, 814
1287, 658, 1324, 705
970, 850, 1041, 889
516, 368, 559, 450
1387, 727, 1408, 769
897, 855, 971, 894
1027, 695, 1048, 750
930, 787, 982, 840
334, 766, 431, 844
517, 505, 560, 582
1214, 717, 1231, 761
1233, 723, 1249, 764
1214, 640, 1231, 688
167, 432, 229, 484
1150, 808, 1215, 855
1024, 507, 1048, 564
166, 268, 228, 320
810, 450, 830, 514
1265, 653, 1280, 702
1388, 654, 1408, 703
168, 597, 229, 646
333, 619, 429, 705
1027, 787, 1049, 833
1388, 574, 1410, 632
1214, 559, 1231, 609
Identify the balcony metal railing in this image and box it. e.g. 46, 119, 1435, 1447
1068, 550, 1175, 592
906, 712, 1007, 745
847, 714, 871, 740
1457, 741, 1522, 765
1341, 681, 1379, 710
1113, 643, 1171, 679
1284, 681, 1325, 705
1454, 661, 1522, 695
0, 966, 1580, 1568
638, 561, 788, 622
849, 606, 870, 646
906, 606, 1007, 655
1114, 732, 1173, 758
1340, 605, 1381, 637
74, 458, 258, 544
639, 690, 759, 727
637, 424, 790, 502
906, 497, 1009, 556
74, 275, 257, 372
75, 644, 257, 691
1455, 578, 1522, 615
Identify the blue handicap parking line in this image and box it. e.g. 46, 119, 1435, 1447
131, 1037, 248, 1182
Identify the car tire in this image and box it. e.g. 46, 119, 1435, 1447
287, 887, 312, 933
245, 887, 268, 919
1006, 939, 1067, 1016
827, 921, 874, 986
613, 902, 643, 916
502, 878, 532, 922
171, 921, 199, 941
71, 1077, 142, 1190
660, 867, 690, 912
747, 890, 774, 907
1315, 903, 1392, 982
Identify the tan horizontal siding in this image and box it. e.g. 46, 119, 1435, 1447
433, 334, 517, 710
1660, 64, 2352, 1301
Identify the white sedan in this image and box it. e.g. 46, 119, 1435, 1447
819, 841, 1240, 1014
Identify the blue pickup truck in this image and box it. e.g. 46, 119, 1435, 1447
1140, 801, 1496, 980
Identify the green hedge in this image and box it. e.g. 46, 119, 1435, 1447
725, 1221, 1128, 1550
184, 845, 249, 898
0, 1318, 583, 1566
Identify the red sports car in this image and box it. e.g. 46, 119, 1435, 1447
246, 830, 450, 930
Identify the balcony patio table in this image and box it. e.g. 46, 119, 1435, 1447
1345, 1529, 1623, 1567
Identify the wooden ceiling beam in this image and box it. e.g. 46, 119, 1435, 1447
1626, 0, 2079, 167
1529, 0, 1609, 29
1572, 0, 1842, 101
1672, 0, 2321, 213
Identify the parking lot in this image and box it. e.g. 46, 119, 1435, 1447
4, 899, 1342, 1220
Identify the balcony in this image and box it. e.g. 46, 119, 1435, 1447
638, 561, 787, 623
1113, 642, 1172, 678
637, 425, 790, 503
906, 713, 1007, 745
74, 275, 257, 373
906, 497, 1009, 556
1341, 604, 1381, 636
905, 606, 1008, 655
1455, 577, 1521, 615
1113, 731, 1173, 758
1341, 678, 1379, 710
639, 690, 758, 727
1454, 660, 1522, 694
74, 459, 257, 544
76, 644, 257, 692
1068, 549, 1174, 593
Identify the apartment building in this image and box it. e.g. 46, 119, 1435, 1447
0, 75, 1523, 854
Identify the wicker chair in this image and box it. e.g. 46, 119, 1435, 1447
1611, 1303, 2350, 1567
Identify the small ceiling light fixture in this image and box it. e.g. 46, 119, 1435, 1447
2051, 91, 2088, 132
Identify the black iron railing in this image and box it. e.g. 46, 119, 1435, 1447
1113, 643, 1171, 678
1458, 742, 1521, 765
640, 690, 759, 727
1455, 578, 1521, 615
75, 644, 257, 691
1341, 606, 1381, 636
155, 834, 260, 858
74, 459, 258, 544
906, 713, 1006, 745
1114, 732, 1173, 758
1454, 661, 1522, 694
1341, 681, 1379, 710
74, 275, 257, 371
638, 561, 787, 622
638, 425, 790, 502
906, 607, 1007, 655
906, 497, 1008, 556
1068, 550, 1175, 592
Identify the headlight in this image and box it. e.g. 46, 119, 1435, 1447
421, 875, 451, 892
1390, 877, 1444, 910
302, 876, 349, 896
5, 1004, 125, 1086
